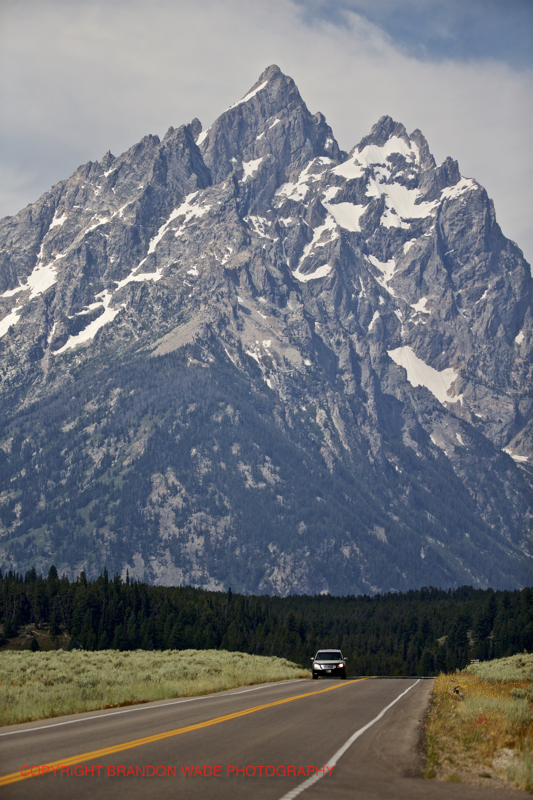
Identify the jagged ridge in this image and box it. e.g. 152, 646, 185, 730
0, 66, 531, 594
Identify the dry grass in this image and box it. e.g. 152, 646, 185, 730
424, 654, 533, 792
0, 649, 310, 727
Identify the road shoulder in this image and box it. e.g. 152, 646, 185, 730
301, 679, 523, 799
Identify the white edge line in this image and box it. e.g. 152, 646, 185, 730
278, 679, 421, 800
0, 679, 303, 737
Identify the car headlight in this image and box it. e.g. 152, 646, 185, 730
313, 664, 321, 669
338, 663, 345, 668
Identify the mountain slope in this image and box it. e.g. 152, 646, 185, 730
0, 65, 531, 594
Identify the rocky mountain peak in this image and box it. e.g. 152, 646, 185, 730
409, 128, 437, 171
0, 67, 531, 595
358, 115, 410, 148
101, 150, 116, 170
188, 118, 202, 141
199, 66, 343, 186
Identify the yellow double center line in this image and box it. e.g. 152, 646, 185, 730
0, 679, 364, 787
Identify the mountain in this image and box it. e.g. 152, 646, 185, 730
0, 65, 531, 595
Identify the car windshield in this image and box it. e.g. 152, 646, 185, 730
316, 651, 342, 661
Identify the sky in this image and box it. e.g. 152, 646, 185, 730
1, 0, 532, 264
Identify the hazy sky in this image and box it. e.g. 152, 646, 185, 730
1, 0, 532, 263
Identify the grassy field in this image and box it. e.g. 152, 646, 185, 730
425, 653, 533, 792
0, 649, 310, 727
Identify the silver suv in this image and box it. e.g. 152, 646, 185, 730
311, 649, 347, 679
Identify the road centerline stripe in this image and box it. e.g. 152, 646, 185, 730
278, 679, 421, 800
0, 679, 365, 787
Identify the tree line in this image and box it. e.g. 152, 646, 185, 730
1, 567, 531, 676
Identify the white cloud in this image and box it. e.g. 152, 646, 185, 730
1, 0, 531, 263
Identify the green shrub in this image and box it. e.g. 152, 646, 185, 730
466, 653, 533, 684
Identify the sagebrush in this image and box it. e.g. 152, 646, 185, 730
0, 648, 309, 726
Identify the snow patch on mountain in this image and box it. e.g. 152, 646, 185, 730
247, 216, 274, 239
115, 267, 163, 291
49, 211, 67, 230
196, 127, 210, 146
388, 346, 461, 406
293, 264, 332, 283
331, 159, 364, 180
85, 215, 111, 234
366, 181, 436, 227
149, 193, 211, 252
411, 297, 430, 314
368, 310, 380, 331
441, 178, 476, 201
367, 255, 396, 286
1, 285, 25, 298
322, 186, 341, 203
0, 258, 61, 338
323, 202, 365, 232
53, 291, 121, 354
29, 261, 61, 297
276, 180, 309, 202
276, 159, 334, 202
299, 217, 337, 262
0, 307, 21, 338
357, 136, 420, 167
503, 448, 529, 463
242, 157, 264, 181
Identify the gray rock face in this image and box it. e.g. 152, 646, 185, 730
0, 65, 531, 594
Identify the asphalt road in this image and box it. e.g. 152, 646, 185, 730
0, 678, 522, 799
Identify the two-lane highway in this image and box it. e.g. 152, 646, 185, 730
0, 678, 520, 799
